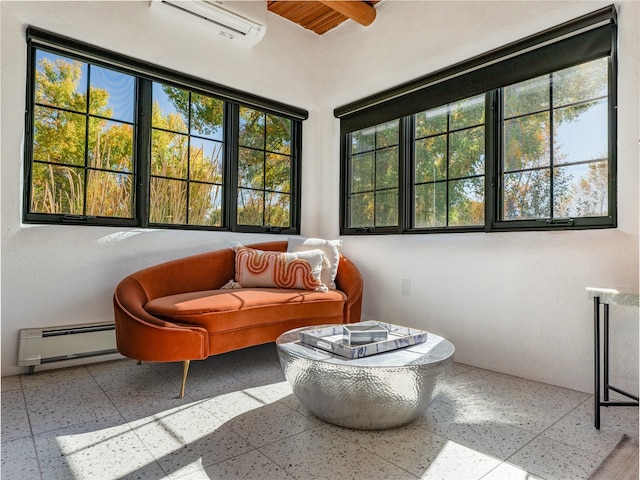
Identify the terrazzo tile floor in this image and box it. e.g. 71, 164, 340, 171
1, 343, 637, 480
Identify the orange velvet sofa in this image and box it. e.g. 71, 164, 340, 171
113, 240, 363, 397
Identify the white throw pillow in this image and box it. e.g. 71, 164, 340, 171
288, 237, 343, 290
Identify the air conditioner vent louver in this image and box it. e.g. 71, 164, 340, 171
150, 0, 267, 46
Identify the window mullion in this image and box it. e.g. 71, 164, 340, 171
548, 74, 555, 220
485, 91, 499, 231
83, 65, 91, 216
226, 103, 239, 230
401, 116, 412, 232
137, 78, 152, 228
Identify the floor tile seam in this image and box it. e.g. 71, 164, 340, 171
478, 459, 553, 480
224, 414, 325, 451
125, 416, 187, 479
252, 423, 328, 474
416, 418, 537, 469
350, 423, 458, 470
86, 363, 135, 425
504, 430, 604, 470
19, 431, 45, 480
18, 365, 94, 391
535, 395, 608, 457
16, 381, 39, 440
255, 424, 422, 480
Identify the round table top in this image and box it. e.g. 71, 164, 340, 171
276, 324, 455, 369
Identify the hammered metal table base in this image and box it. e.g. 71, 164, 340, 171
276, 326, 455, 430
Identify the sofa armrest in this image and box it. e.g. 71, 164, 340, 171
335, 255, 363, 324
113, 276, 208, 362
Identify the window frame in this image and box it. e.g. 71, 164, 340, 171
23, 27, 306, 234
338, 5, 617, 235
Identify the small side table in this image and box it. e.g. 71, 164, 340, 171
586, 287, 639, 429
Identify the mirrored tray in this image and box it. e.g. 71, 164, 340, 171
299, 320, 428, 359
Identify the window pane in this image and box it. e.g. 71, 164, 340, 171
352, 127, 375, 154
33, 106, 86, 166
150, 177, 187, 224
152, 83, 188, 133
450, 95, 485, 130
449, 127, 485, 178
501, 57, 610, 223
411, 94, 486, 230
376, 147, 398, 189
89, 65, 134, 122
190, 93, 224, 141
351, 152, 374, 192
554, 99, 607, 165
266, 114, 291, 154
188, 182, 222, 226
553, 58, 608, 107
35, 51, 87, 111
88, 118, 133, 171
350, 192, 373, 228
376, 120, 399, 148
86, 170, 133, 218
414, 182, 446, 228
503, 112, 550, 171
266, 153, 290, 192
30, 163, 85, 214
238, 147, 264, 189
151, 130, 188, 178
190, 138, 223, 183
415, 105, 447, 138
449, 177, 484, 226
553, 162, 608, 218
375, 190, 398, 227
239, 107, 265, 149
415, 135, 446, 182
237, 188, 264, 226
265, 192, 290, 228
503, 169, 550, 220
504, 74, 550, 118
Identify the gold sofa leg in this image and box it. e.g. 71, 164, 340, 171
179, 360, 190, 399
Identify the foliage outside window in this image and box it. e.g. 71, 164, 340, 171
347, 121, 399, 229
24, 29, 305, 233
150, 82, 224, 226
501, 58, 609, 222
413, 95, 485, 228
31, 51, 135, 219
339, 7, 616, 234
237, 107, 293, 228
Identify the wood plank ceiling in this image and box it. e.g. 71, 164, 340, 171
267, 1, 379, 35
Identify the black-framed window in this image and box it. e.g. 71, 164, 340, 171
30, 50, 136, 219
413, 95, 485, 229
24, 27, 306, 233
237, 107, 294, 230
346, 120, 400, 230
338, 6, 617, 234
500, 58, 610, 223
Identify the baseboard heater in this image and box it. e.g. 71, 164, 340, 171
18, 322, 118, 374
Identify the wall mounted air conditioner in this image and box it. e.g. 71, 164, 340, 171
151, 0, 267, 46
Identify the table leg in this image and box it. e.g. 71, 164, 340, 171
594, 296, 601, 430
603, 303, 609, 402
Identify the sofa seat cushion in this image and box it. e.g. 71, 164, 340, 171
145, 288, 346, 333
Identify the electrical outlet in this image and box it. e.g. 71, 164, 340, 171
401, 278, 411, 296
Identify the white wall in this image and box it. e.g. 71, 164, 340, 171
0, 1, 322, 375
315, 1, 640, 394
1, 1, 638, 396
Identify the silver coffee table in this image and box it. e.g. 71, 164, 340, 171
276, 324, 455, 430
